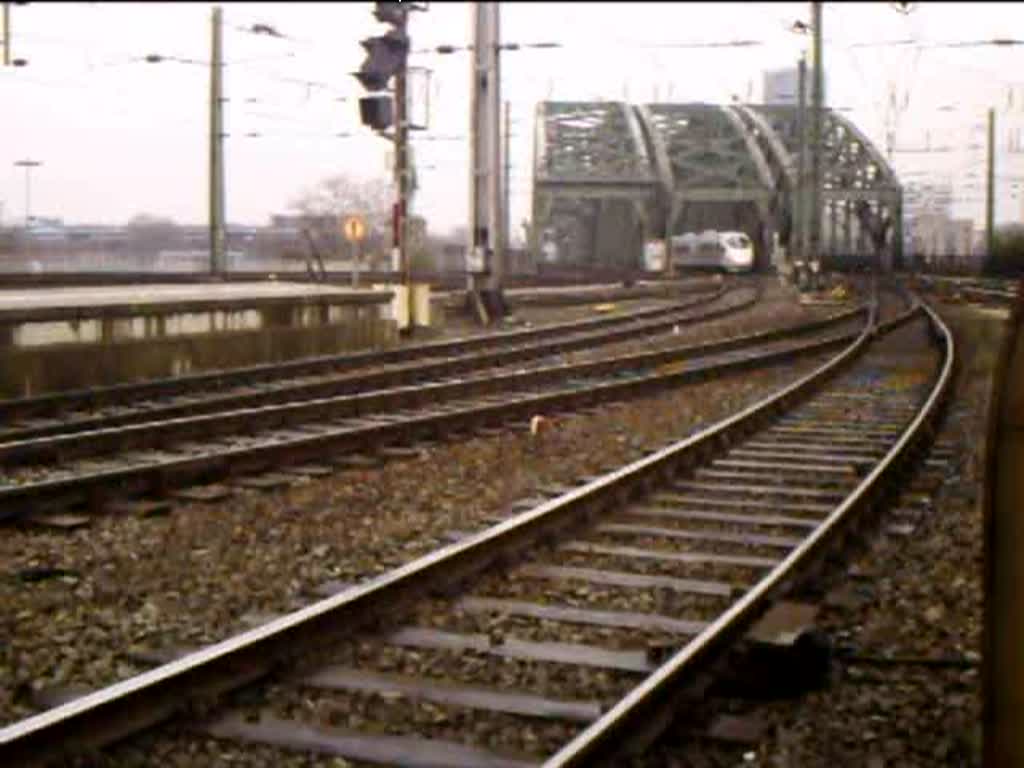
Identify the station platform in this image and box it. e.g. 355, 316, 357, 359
0, 282, 397, 398
0, 281, 391, 323
0, 277, 720, 398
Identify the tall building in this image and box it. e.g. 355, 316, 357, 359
762, 66, 828, 106
763, 68, 799, 105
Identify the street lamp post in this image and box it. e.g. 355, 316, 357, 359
13, 159, 41, 228
14, 159, 41, 266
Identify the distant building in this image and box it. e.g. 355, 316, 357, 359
26, 217, 67, 242
910, 212, 981, 272
762, 66, 828, 106
269, 214, 337, 233
763, 68, 799, 106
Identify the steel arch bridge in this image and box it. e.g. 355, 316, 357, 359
532, 101, 902, 272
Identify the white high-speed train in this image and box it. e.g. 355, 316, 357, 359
670, 230, 755, 273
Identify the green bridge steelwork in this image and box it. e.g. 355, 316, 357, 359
532, 101, 902, 272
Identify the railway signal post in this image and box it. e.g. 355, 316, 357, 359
354, 1, 424, 332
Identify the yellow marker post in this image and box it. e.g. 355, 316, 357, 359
341, 215, 367, 288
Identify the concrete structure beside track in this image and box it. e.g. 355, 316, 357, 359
0, 277, 726, 398
0, 282, 397, 398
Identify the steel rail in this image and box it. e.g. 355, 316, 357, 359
0, 286, 731, 423
916, 276, 1017, 306
0, 278, 705, 326
0, 300, 866, 467
0, 316, 873, 521
0, 295, 920, 766
950, 286, 1015, 305
0, 269, 689, 291
0, 287, 761, 444
545, 299, 955, 766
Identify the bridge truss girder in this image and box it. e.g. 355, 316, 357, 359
532, 101, 658, 270
531, 100, 902, 273
636, 103, 777, 268
743, 105, 904, 270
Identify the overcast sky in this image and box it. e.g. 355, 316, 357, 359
3, 1, 1024, 238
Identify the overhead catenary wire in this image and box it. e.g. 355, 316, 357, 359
17, 24, 355, 98
13, 4, 1024, 230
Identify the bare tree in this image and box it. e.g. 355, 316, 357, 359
290, 174, 393, 269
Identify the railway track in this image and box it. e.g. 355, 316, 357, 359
0, 287, 953, 767
0, 268, 666, 292
916, 275, 1017, 307
0, 299, 868, 522
0, 284, 739, 435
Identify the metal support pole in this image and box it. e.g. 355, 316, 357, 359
14, 159, 39, 265
209, 6, 226, 276
488, 11, 504, 295
23, 165, 30, 227
529, 105, 541, 270
466, 2, 503, 315
2, 3, 10, 67
891, 196, 902, 271
829, 198, 837, 265
987, 107, 996, 264
14, 159, 40, 229
665, 202, 680, 276
504, 100, 511, 266
352, 240, 361, 289
467, 7, 484, 293
795, 53, 807, 265
395, 8, 412, 330
809, 1, 823, 286
843, 199, 852, 256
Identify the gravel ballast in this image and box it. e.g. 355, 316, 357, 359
1, 370, 841, 722
627, 303, 992, 768
1, 279, 878, 768
72, 341, 826, 767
